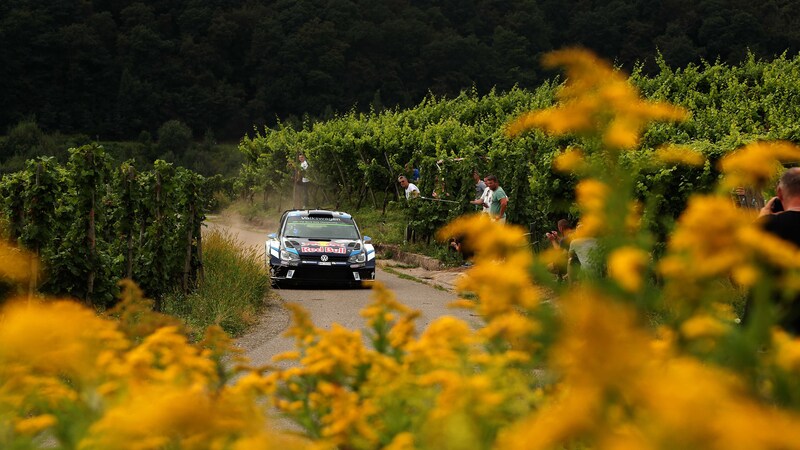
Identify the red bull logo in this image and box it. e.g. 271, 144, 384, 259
300, 246, 347, 254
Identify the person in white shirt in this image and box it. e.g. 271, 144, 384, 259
398, 175, 419, 199
470, 176, 493, 214
296, 154, 311, 208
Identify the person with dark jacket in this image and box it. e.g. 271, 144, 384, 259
752, 167, 800, 333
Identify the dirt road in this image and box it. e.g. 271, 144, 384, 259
205, 215, 477, 368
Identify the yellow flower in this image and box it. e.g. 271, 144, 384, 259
0, 241, 38, 285
384, 432, 415, 450
438, 214, 529, 260
719, 140, 800, 190
0, 300, 129, 383
659, 195, 751, 281
284, 303, 320, 345
552, 147, 587, 173
273, 351, 301, 362
655, 145, 706, 166
731, 264, 761, 287
680, 314, 728, 340
479, 312, 540, 346
14, 414, 56, 435
314, 382, 380, 446
506, 48, 688, 150
773, 329, 800, 372
608, 246, 649, 293
573, 179, 609, 238
388, 310, 420, 350
80, 385, 225, 450
405, 317, 475, 370
553, 289, 652, 387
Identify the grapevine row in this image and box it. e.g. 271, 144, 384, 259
0, 144, 208, 307
238, 53, 800, 242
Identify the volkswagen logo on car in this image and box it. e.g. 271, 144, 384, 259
320, 255, 328, 262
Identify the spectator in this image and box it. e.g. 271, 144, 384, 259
404, 162, 420, 182
484, 174, 508, 223
449, 237, 475, 266
568, 235, 600, 282
469, 171, 490, 214
546, 219, 574, 250
733, 186, 766, 210
750, 167, 800, 333
295, 153, 311, 208
398, 175, 420, 199
546, 219, 574, 279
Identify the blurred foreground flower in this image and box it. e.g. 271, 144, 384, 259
720, 141, 800, 191
506, 48, 688, 149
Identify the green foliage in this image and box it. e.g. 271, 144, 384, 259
157, 120, 193, 159
240, 54, 800, 245
0, 145, 209, 307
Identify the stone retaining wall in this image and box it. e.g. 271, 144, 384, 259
374, 243, 444, 271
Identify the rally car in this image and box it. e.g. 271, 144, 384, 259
266, 209, 376, 286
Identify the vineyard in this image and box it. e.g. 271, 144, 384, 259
3, 48, 800, 449
0, 144, 208, 307
238, 53, 800, 244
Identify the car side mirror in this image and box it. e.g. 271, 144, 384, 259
268, 233, 277, 239
363, 236, 372, 244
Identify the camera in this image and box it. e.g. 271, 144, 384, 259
771, 197, 784, 213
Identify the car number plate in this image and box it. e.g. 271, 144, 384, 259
318, 262, 332, 266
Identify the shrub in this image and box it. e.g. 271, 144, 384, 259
157, 119, 193, 158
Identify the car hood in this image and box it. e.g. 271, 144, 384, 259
285, 238, 361, 255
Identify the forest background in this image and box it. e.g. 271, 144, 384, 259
2, 0, 799, 143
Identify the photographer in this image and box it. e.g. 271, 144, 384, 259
750, 167, 800, 333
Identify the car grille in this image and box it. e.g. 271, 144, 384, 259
292, 267, 354, 280
301, 255, 350, 263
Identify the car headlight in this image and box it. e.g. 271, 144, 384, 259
348, 251, 366, 263
280, 249, 300, 265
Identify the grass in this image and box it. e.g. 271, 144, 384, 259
163, 229, 270, 337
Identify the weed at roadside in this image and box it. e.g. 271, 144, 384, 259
163, 229, 269, 337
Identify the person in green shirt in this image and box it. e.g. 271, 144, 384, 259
484, 174, 508, 223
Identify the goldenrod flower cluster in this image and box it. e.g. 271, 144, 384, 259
506, 48, 688, 150
655, 144, 707, 166
719, 140, 800, 191
0, 280, 306, 449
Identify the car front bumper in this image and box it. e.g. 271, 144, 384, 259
270, 264, 376, 284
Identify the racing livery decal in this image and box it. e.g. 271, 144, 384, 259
300, 245, 347, 254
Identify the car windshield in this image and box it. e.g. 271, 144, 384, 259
283, 216, 360, 240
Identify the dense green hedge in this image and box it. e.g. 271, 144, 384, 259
239, 54, 800, 242
0, 145, 208, 307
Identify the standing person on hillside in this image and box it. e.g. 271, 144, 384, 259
398, 175, 419, 199
295, 153, 311, 208
484, 174, 508, 223
749, 167, 800, 333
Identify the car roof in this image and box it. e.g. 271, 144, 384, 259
284, 209, 352, 220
